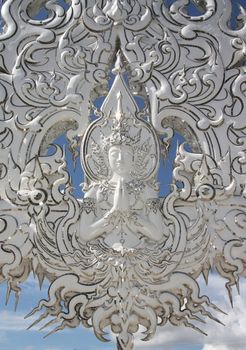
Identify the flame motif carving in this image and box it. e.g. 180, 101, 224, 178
0, 1, 246, 349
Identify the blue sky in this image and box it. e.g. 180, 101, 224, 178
1, 273, 246, 350
0, 1, 246, 350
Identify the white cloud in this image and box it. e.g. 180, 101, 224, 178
201, 291, 246, 350
135, 324, 204, 349
0, 311, 29, 331
23, 347, 60, 350
0, 273, 245, 350
24, 346, 34, 350
0, 331, 7, 344
135, 274, 246, 350
0, 310, 53, 333
202, 346, 230, 350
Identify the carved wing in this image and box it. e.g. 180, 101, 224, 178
173, 146, 246, 303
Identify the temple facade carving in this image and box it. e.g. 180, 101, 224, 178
0, 1, 245, 349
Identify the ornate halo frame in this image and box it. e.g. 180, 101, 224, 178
81, 71, 160, 183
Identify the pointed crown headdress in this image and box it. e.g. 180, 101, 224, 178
100, 91, 142, 152
81, 54, 160, 182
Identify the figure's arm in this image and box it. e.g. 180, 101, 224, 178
79, 186, 114, 242
80, 180, 128, 242
80, 213, 114, 241
126, 188, 168, 242
116, 181, 166, 242
129, 210, 165, 242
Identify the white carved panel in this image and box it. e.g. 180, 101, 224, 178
0, 1, 246, 349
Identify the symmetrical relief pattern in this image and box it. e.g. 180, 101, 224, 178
0, 1, 246, 349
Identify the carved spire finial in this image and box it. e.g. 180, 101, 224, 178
101, 62, 138, 118
115, 92, 123, 121
112, 50, 125, 75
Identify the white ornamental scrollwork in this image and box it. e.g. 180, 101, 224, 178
0, 1, 246, 350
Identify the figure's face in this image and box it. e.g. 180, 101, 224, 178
108, 145, 134, 177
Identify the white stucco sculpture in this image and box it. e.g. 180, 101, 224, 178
0, 1, 245, 349
80, 69, 167, 246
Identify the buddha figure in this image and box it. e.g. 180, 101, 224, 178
79, 70, 169, 249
